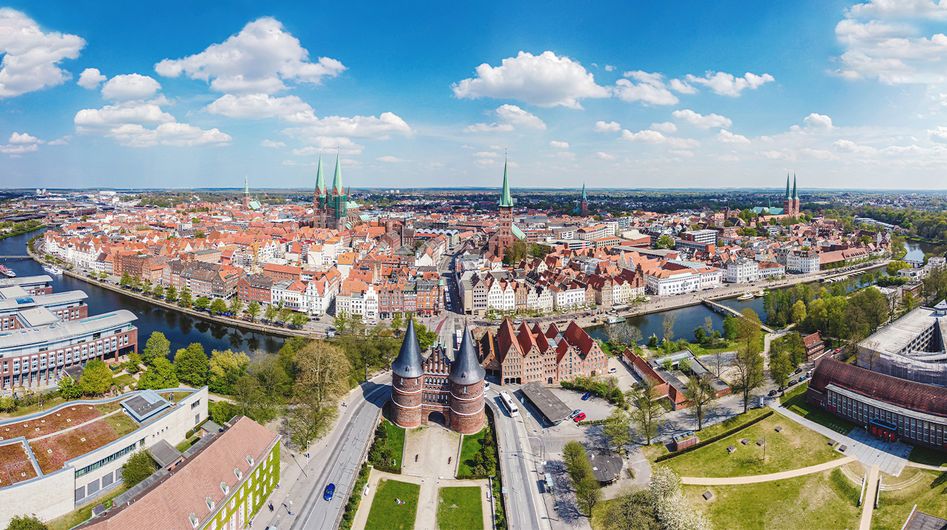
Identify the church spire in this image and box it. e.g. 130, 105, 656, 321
331, 153, 344, 195
244, 175, 249, 196
581, 182, 587, 201
792, 173, 798, 200
785, 172, 791, 199
499, 156, 513, 208
314, 156, 326, 196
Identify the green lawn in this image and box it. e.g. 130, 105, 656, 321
380, 420, 405, 471
437, 486, 484, 530
872, 470, 947, 530
457, 428, 487, 478
47, 484, 128, 530
781, 383, 856, 435
907, 445, 947, 467
662, 414, 840, 478
365, 479, 420, 530
103, 411, 140, 436
643, 408, 770, 461
112, 373, 136, 390
685, 470, 860, 530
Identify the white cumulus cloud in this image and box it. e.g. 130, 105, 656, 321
77, 68, 106, 89
594, 120, 621, 133
549, 140, 570, 149
287, 112, 411, 139
613, 71, 679, 105
717, 129, 750, 144
101, 73, 161, 101
803, 113, 834, 129
155, 17, 345, 94
0, 8, 85, 98
206, 93, 316, 123
452, 50, 609, 108
683, 71, 774, 96
672, 109, 733, 129
466, 104, 545, 132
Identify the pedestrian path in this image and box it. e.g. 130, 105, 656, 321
858, 465, 880, 530
680, 456, 854, 486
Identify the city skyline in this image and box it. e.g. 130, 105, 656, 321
4, 1, 947, 190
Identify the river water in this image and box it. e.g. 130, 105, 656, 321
0, 230, 284, 355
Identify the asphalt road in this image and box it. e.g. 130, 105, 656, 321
291, 382, 390, 530
488, 391, 551, 530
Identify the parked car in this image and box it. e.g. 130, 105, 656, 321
608, 367, 617, 374
572, 412, 587, 423
323, 483, 336, 501
581, 392, 592, 401
767, 389, 778, 397
789, 378, 798, 386
569, 409, 582, 419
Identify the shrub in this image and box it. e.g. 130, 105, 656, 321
122, 450, 157, 487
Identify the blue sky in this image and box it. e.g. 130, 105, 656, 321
2, 0, 947, 190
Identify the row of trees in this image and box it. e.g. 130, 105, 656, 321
562, 441, 602, 516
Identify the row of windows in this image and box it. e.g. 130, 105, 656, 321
76, 438, 145, 477
828, 391, 946, 446
1, 334, 130, 374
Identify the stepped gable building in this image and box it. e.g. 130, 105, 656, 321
389, 320, 486, 434
479, 318, 607, 385
313, 155, 360, 230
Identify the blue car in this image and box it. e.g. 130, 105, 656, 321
581, 392, 592, 401
323, 483, 336, 501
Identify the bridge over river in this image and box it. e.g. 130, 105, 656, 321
703, 299, 775, 333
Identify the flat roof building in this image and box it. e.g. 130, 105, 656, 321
0, 275, 53, 296
520, 382, 572, 425
856, 302, 947, 387
0, 290, 88, 330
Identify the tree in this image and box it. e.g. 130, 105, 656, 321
769, 348, 792, 390
229, 297, 243, 316
122, 450, 156, 487
602, 408, 632, 454
194, 296, 211, 312
165, 284, 178, 302
141, 331, 171, 366
209, 298, 228, 315
246, 301, 261, 321
153, 284, 165, 299
78, 359, 113, 396
628, 378, 664, 445
5, 515, 48, 530
178, 288, 192, 308
655, 234, 675, 249
790, 299, 807, 324
390, 312, 404, 332
662, 313, 677, 343
264, 304, 279, 323
650, 467, 710, 530
58, 376, 82, 400
562, 441, 600, 516
414, 320, 437, 351
596, 489, 661, 530
124, 352, 142, 375
285, 340, 351, 447
208, 349, 250, 394
732, 310, 765, 413
289, 312, 309, 329
683, 375, 716, 430
174, 343, 209, 386
137, 357, 179, 390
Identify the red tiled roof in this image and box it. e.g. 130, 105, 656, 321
810, 359, 947, 418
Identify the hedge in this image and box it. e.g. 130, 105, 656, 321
654, 410, 774, 462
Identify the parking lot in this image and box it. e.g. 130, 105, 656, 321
547, 387, 615, 423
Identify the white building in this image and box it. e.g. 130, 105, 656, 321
724, 258, 759, 284
787, 250, 820, 274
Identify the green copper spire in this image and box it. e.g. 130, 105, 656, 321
499, 157, 513, 208
785, 172, 791, 199
314, 156, 326, 196
792, 173, 798, 200
581, 183, 587, 201
331, 154, 343, 194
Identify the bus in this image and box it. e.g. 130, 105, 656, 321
499, 391, 519, 417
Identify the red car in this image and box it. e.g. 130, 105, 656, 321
572, 412, 587, 423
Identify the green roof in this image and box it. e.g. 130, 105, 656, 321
499, 158, 513, 208
315, 156, 326, 195
331, 155, 343, 194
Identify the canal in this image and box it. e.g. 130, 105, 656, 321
0, 230, 285, 355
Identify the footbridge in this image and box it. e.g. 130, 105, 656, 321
703, 299, 775, 333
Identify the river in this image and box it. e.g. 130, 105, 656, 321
0, 230, 285, 355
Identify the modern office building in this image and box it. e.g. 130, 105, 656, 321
0, 290, 88, 330
0, 388, 208, 527
856, 301, 947, 387
0, 275, 54, 296
0, 309, 138, 391
81, 416, 279, 530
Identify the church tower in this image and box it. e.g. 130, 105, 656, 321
243, 176, 250, 209
782, 172, 792, 215
791, 173, 800, 216
313, 156, 328, 228
390, 320, 424, 429
489, 158, 515, 259
447, 324, 486, 434
328, 154, 348, 229
579, 182, 589, 217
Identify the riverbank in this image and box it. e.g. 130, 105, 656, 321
0, 222, 45, 241
27, 242, 321, 340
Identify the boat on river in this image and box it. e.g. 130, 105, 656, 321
736, 293, 754, 301
606, 315, 627, 324
0, 265, 14, 278
42, 264, 63, 275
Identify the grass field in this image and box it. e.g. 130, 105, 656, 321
457, 428, 488, 478
907, 445, 947, 467
437, 486, 484, 530
663, 414, 840, 478
642, 407, 771, 462
780, 383, 856, 435
871, 470, 947, 530
364, 479, 420, 530
684, 469, 860, 529
379, 420, 405, 471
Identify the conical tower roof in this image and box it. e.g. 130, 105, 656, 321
792, 173, 798, 200
392, 319, 424, 378
581, 183, 587, 201
315, 156, 326, 196
785, 172, 791, 199
499, 158, 513, 208
331, 154, 343, 194
449, 324, 486, 385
